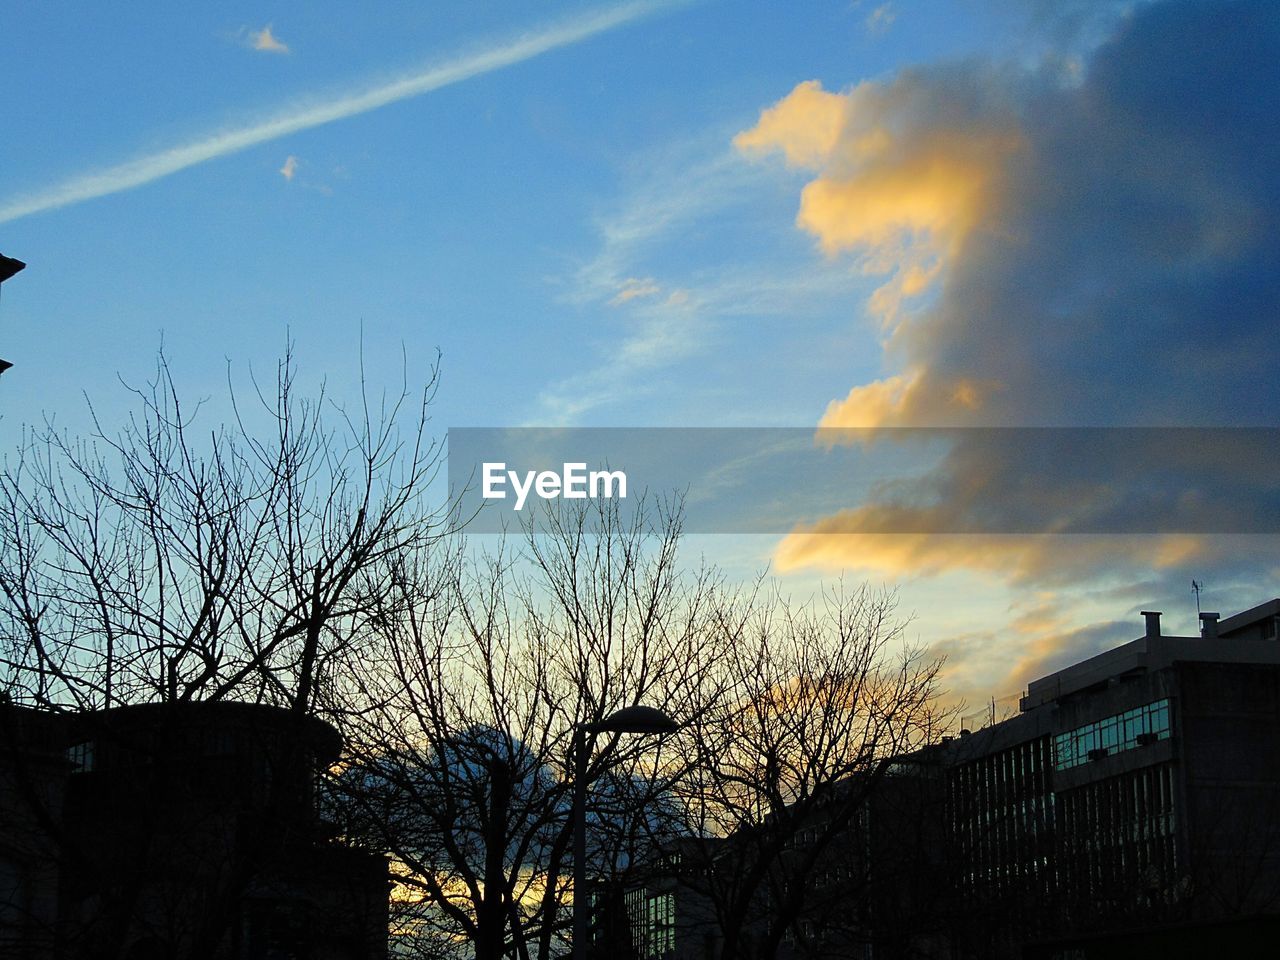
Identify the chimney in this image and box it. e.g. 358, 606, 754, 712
1141, 610, 1162, 639
1199, 612, 1220, 638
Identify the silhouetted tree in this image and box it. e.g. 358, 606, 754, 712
0, 346, 449, 959
0, 346, 448, 716
331, 500, 730, 960
669, 585, 948, 960
0, 350, 954, 960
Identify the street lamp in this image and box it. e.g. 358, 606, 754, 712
0, 252, 26, 376
572, 705, 679, 960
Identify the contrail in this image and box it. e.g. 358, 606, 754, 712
0, 2, 671, 225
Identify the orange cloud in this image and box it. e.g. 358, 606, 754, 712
744, 4, 1280, 596
793, 131, 1014, 258
817, 371, 919, 428
931, 601, 1129, 714
733, 80, 846, 169
739, 74, 1122, 580
736, 79, 1022, 340
773, 530, 1212, 586
817, 371, 1007, 428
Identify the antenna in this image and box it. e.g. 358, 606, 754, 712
1191, 579, 1204, 615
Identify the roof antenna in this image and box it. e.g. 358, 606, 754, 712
1191, 579, 1204, 616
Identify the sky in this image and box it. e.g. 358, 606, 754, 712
2, 0, 1277, 716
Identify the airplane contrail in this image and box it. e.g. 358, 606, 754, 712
0, 2, 673, 225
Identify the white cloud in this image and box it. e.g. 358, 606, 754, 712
865, 3, 896, 36
0, 1, 679, 225
249, 25, 290, 54
609, 277, 662, 305
532, 304, 701, 425
533, 137, 860, 424
279, 155, 298, 181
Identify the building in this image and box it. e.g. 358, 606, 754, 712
611, 599, 1280, 960
0, 703, 66, 958
605, 763, 948, 960
944, 600, 1280, 958
0, 700, 388, 959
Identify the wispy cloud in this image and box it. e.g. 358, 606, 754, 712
279, 155, 298, 181
530, 143, 761, 423
569, 144, 757, 306
864, 4, 896, 36
609, 277, 661, 305
533, 137, 860, 425
532, 299, 702, 424
248, 25, 290, 54
0, 1, 678, 225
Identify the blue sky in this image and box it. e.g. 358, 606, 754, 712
0, 1, 1058, 430
3, 1, 1277, 710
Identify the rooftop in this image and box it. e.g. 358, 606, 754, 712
1021, 599, 1280, 711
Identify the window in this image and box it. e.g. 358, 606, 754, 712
67, 740, 94, 773
1054, 700, 1171, 770
0, 855, 28, 928
651, 892, 675, 956
625, 890, 675, 959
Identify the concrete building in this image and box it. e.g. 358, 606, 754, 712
612, 599, 1280, 960
0, 700, 388, 959
946, 599, 1280, 958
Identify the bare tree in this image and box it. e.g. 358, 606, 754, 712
332, 499, 730, 960
0, 347, 450, 959
0, 351, 953, 960
329, 511, 950, 960
669, 585, 948, 960
0, 346, 449, 715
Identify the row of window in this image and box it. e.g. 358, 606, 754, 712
1054, 699, 1171, 770
948, 760, 1180, 909
1056, 764, 1179, 907
624, 889, 674, 960
950, 736, 1053, 812
948, 738, 1056, 894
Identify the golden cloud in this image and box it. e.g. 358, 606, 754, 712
773, 530, 1211, 585
742, 4, 1280, 590
733, 80, 846, 169
738, 75, 1100, 579
736, 80, 1022, 339
816, 371, 1006, 429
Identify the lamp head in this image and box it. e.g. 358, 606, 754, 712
0, 254, 25, 285
590, 705, 680, 735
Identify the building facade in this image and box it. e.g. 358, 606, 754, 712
0, 700, 388, 959
613, 599, 1280, 960
950, 600, 1280, 958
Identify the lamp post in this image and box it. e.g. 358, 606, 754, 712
0, 252, 26, 375
572, 705, 679, 960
